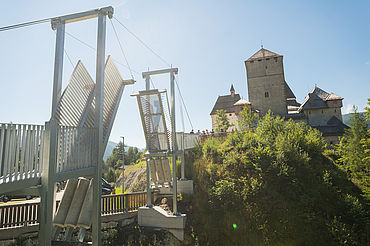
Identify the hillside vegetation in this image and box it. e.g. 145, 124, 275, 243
185, 108, 369, 246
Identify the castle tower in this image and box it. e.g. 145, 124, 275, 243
245, 48, 288, 115
230, 84, 235, 97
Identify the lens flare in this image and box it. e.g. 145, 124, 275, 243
233, 224, 237, 229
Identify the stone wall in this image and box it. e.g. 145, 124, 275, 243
305, 107, 342, 126
245, 56, 287, 116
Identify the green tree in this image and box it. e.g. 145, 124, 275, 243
215, 109, 233, 132
337, 106, 370, 198
238, 106, 259, 132
104, 168, 117, 183
187, 112, 369, 246
106, 142, 143, 169
124, 147, 142, 165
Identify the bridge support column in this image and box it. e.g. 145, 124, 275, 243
170, 71, 178, 215
39, 17, 65, 245
92, 11, 106, 246
39, 121, 58, 246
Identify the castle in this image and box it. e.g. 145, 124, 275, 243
211, 48, 348, 146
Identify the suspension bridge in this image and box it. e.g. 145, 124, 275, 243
0, 6, 198, 245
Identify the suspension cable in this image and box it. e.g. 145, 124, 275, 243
65, 31, 96, 51
0, 18, 51, 32
112, 18, 192, 127
175, 77, 194, 130
113, 17, 171, 67
109, 19, 134, 79
64, 50, 74, 68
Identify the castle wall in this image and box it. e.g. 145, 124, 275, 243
305, 107, 342, 126
211, 113, 238, 132
245, 56, 287, 116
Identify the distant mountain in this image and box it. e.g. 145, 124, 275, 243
103, 141, 145, 161
342, 112, 370, 128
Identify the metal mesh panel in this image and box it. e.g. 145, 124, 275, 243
161, 93, 172, 151
177, 133, 199, 150
52, 61, 95, 126
136, 90, 170, 153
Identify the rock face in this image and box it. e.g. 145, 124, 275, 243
115, 165, 147, 192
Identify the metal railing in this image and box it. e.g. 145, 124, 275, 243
0, 203, 40, 229
101, 192, 146, 215
0, 123, 45, 185
56, 126, 97, 173
0, 192, 146, 230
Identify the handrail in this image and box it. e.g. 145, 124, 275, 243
0, 192, 146, 230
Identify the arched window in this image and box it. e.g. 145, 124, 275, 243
265, 92, 269, 98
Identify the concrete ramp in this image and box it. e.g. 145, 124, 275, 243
138, 206, 186, 241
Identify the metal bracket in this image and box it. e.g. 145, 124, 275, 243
51, 6, 114, 30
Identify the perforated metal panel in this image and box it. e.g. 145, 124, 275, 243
134, 90, 171, 153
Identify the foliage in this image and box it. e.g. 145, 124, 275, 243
337, 106, 370, 199
215, 109, 233, 132
102, 223, 171, 246
238, 106, 259, 132
103, 167, 121, 183
106, 141, 143, 169
186, 111, 369, 246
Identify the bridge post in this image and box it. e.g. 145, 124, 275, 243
170, 71, 178, 215
92, 11, 106, 246
39, 18, 65, 246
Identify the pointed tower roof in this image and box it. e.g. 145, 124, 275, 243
246, 48, 282, 61
230, 84, 235, 92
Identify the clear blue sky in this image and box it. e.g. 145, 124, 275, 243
1, 0, 369, 148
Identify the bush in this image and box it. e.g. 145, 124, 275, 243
186, 112, 369, 246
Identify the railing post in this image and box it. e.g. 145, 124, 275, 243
180, 132, 185, 180
124, 194, 129, 212
92, 11, 106, 246
39, 121, 57, 246
146, 158, 152, 207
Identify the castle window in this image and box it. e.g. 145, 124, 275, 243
265, 92, 269, 98
335, 109, 336, 112
274, 57, 278, 62
322, 110, 324, 114
309, 111, 311, 114
250, 61, 254, 63
229, 114, 232, 116
266, 58, 270, 61
258, 59, 262, 62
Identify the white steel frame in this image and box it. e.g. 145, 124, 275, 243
39, 7, 114, 246
142, 68, 180, 214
